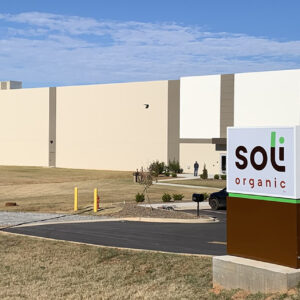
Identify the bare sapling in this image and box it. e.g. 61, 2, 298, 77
137, 167, 154, 208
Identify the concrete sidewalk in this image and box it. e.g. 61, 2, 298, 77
157, 173, 199, 182
154, 182, 220, 190
154, 173, 220, 190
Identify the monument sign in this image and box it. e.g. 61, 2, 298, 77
227, 126, 300, 268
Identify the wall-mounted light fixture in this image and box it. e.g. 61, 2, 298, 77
144, 104, 149, 109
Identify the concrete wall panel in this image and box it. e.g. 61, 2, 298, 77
56, 81, 169, 171
180, 75, 221, 139
180, 143, 225, 176
0, 88, 49, 166
235, 69, 300, 127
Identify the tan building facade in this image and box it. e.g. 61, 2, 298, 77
1, 69, 300, 174
0, 80, 180, 171
179, 69, 300, 177
55, 80, 179, 171
0, 88, 50, 166
179, 74, 233, 176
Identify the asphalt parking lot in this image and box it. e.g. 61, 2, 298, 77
184, 209, 227, 222
4, 210, 227, 256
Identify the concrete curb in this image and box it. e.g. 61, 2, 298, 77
7, 215, 217, 228
10, 217, 121, 228
118, 217, 217, 223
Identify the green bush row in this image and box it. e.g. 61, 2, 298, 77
213, 174, 226, 180
135, 193, 185, 202
148, 159, 183, 177
162, 193, 184, 202
199, 163, 226, 180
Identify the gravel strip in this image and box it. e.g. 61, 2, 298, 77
109, 203, 208, 219
139, 201, 211, 210
0, 211, 109, 227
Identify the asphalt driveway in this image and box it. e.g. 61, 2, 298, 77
4, 216, 226, 255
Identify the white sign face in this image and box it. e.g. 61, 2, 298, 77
227, 127, 295, 199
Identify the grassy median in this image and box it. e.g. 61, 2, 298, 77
0, 166, 215, 213
2, 232, 296, 300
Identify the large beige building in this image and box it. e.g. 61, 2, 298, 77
0, 80, 181, 172
1, 68, 300, 175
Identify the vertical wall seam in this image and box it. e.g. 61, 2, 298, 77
167, 80, 180, 163
220, 74, 235, 138
167, 81, 171, 163
49, 87, 56, 167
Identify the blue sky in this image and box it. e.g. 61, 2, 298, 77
1, 0, 300, 87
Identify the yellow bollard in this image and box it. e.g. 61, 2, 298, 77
74, 187, 78, 211
94, 188, 98, 213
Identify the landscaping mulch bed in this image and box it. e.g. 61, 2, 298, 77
109, 203, 207, 219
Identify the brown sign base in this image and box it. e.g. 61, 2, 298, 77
227, 196, 300, 268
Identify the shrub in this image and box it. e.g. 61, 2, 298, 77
171, 172, 177, 178
172, 194, 184, 201
200, 164, 208, 179
162, 193, 172, 202
214, 174, 219, 180
221, 175, 226, 180
168, 159, 182, 174
165, 171, 170, 177
203, 193, 210, 200
149, 160, 165, 177
135, 193, 145, 203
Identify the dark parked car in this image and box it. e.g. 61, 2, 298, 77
209, 188, 228, 210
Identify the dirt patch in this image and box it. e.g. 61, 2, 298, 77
108, 203, 204, 219
231, 290, 250, 299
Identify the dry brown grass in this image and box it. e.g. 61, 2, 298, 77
0, 232, 214, 299
0, 166, 215, 213
170, 179, 226, 189
1, 233, 296, 300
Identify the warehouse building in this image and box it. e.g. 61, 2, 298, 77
0, 80, 180, 171
179, 69, 300, 175
0, 69, 299, 175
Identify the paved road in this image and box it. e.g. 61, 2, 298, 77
184, 209, 227, 223
4, 216, 227, 255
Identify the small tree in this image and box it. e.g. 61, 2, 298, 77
168, 159, 181, 173
137, 167, 153, 208
149, 160, 165, 181
200, 164, 208, 179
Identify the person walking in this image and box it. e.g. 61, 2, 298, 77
194, 161, 199, 176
